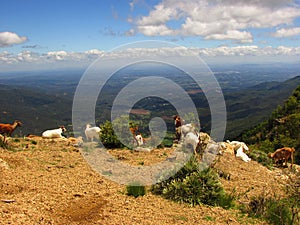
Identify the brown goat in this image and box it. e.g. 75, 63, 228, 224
173, 115, 184, 142
268, 147, 295, 168
129, 125, 140, 146
0, 120, 22, 142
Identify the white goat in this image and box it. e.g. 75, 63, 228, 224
184, 132, 199, 154
180, 123, 196, 138
134, 134, 144, 146
227, 140, 251, 162
42, 126, 67, 138
85, 124, 101, 142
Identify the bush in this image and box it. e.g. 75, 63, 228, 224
245, 171, 300, 225
0, 138, 8, 149
247, 147, 273, 168
157, 138, 173, 148
99, 121, 124, 149
31, 140, 37, 145
126, 183, 146, 198
247, 195, 293, 225
151, 157, 235, 208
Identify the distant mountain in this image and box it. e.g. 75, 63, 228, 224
240, 84, 300, 164
0, 84, 72, 136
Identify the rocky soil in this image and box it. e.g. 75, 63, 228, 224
0, 137, 297, 224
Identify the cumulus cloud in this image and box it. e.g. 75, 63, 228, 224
272, 27, 300, 37
0, 32, 28, 47
129, 0, 300, 43
205, 30, 253, 43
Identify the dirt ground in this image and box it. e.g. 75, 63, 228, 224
0, 137, 297, 224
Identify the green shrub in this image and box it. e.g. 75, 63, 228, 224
245, 173, 300, 225
247, 195, 293, 225
126, 182, 146, 198
151, 157, 235, 208
99, 121, 124, 149
0, 138, 8, 149
247, 148, 273, 168
156, 138, 173, 148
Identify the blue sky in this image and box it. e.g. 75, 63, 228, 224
1, 0, 300, 71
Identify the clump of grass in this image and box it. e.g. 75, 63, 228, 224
151, 156, 235, 208
246, 195, 293, 225
31, 140, 37, 145
0, 138, 8, 149
247, 148, 273, 168
138, 161, 144, 166
0, 138, 14, 151
126, 182, 146, 198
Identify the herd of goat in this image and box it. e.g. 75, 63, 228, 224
0, 117, 296, 168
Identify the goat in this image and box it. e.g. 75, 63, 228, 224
134, 134, 144, 146
180, 123, 197, 138
173, 115, 183, 142
268, 147, 295, 168
85, 124, 101, 142
198, 132, 211, 152
129, 125, 141, 146
173, 115, 183, 128
42, 126, 66, 138
0, 120, 22, 142
227, 140, 251, 162
183, 131, 199, 154
219, 142, 235, 155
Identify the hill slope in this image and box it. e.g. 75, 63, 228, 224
0, 84, 72, 135
1, 138, 297, 224
225, 76, 300, 139
240, 84, 300, 164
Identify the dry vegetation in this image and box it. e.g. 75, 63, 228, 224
0, 137, 297, 224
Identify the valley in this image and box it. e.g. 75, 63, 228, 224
0, 64, 299, 139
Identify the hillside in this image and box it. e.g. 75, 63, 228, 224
1, 70, 299, 139
0, 84, 72, 135
0, 138, 298, 224
225, 76, 300, 139
240, 84, 300, 164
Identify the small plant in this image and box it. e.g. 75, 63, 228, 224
247, 195, 293, 225
31, 140, 37, 145
126, 182, 146, 198
138, 161, 144, 166
0, 138, 8, 149
160, 138, 173, 148
203, 216, 215, 222
247, 147, 273, 168
100, 121, 124, 149
151, 156, 235, 208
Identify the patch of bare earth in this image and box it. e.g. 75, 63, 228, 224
0, 137, 294, 224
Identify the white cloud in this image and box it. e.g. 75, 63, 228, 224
272, 27, 300, 37
0, 32, 28, 47
129, 0, 300, 43
47, 51, 68, 60
0, 45, 300, 68
204, 30, 253, 43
